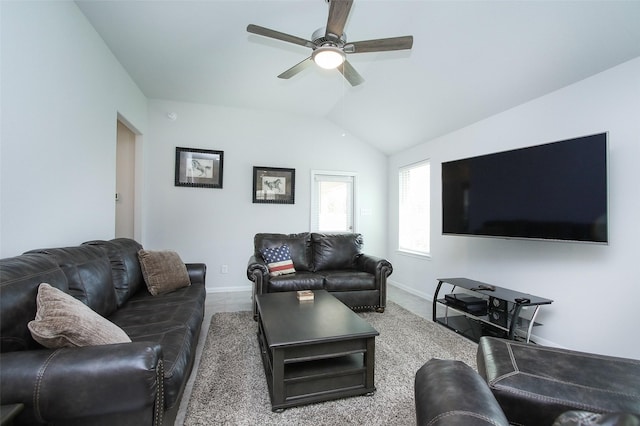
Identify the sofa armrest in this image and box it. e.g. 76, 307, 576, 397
355, 254, 392, 311
247, 255, 268, 277
1, 342, 163, 425
355, 254, 393, 277
415, 359, 509, 426
247, 255, 269, 320
186, 263, 207, 286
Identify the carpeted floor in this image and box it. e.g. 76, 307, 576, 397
184, 302, 477, 425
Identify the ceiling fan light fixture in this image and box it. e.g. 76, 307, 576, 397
312, 46, 345, 69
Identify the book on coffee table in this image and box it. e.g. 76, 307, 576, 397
296, 290, 314, 301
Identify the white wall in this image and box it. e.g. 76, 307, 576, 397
0, 1, 148, 257
388, 57, 640, 359
143, 100, 388, 292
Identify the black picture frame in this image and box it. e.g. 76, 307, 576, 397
175, 147, 223, 188
252, 166, 295, 204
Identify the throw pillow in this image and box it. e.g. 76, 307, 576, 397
260, 244, 296, 277
254, 233, 313, 271
28, 283, 131, 348
137, 249, 191, 295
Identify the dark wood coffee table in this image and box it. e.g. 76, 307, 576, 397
255, 290, 379, 411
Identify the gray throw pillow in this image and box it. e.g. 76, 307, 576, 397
137, 249, 191, 295
28, 283, 131, 348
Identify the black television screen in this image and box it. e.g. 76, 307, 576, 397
442, 133, 608, 243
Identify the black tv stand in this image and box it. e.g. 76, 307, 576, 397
432, 278, 553, 343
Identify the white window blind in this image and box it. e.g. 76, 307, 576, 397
398, 161, 430, 255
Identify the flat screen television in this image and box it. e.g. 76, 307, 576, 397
442, 133, 608, 244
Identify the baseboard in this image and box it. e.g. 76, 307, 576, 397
388, 280, 433, 301
204, 281, 566, 349
527, 335, 566, 348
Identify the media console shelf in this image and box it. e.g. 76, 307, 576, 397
432, 277, 553, 343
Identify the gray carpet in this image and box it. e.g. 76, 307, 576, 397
184, 302, 477, 425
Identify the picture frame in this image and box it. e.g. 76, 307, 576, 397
175, 147, 223, 188
252, 166, 295, 204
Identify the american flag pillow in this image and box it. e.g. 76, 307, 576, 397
259, 244, 296, 277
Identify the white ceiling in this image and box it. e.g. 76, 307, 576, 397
76, 0, 640, 155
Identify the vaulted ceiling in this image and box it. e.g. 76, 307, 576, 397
76, 0, 640, 155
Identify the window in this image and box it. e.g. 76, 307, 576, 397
398, 161, 430, 255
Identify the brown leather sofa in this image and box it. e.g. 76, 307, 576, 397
414, 337, 640, 425
0, 238, 206, 426
246, 232, 392, 320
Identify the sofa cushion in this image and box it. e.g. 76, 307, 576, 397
111, 283, 206, 409
138, 250, 191, 296
84, 239, 145, 307
266, 272, 325, 292
28, 283, 131, 348
0, 253, 69, 352
323, 270, 376, 291
260, 244, 296, 276
254, 233, 313, 271
26, 245, 118, 318
311, 233, 363, 271
110, 282, 206, 344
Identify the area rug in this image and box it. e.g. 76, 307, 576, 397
184, 302, 477, 425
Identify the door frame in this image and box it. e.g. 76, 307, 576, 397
116, 113, 144, 242
310, 170, 358, 233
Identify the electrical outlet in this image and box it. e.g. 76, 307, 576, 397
220, 265, 228, 274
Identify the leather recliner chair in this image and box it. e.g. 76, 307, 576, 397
415, 337, 640, 426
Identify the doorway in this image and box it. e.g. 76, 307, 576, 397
310, 171, 357, 232
115, 120, 135, 238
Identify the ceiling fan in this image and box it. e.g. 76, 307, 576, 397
247, 0, 413, 86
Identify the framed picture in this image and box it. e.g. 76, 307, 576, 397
175, 147, 223, 188
253, 166, 295, 204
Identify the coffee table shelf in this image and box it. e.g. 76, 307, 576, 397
284, 353, 364, 378
256, 290, 378, 411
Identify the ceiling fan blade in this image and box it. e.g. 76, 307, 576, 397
278, 57, 314, 79
337, 60, 364, 87
344, 35, 413, 54
326, 0, 353, 40
247, 24, 314, 49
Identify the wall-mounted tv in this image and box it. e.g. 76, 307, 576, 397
442, 133, 608, 244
